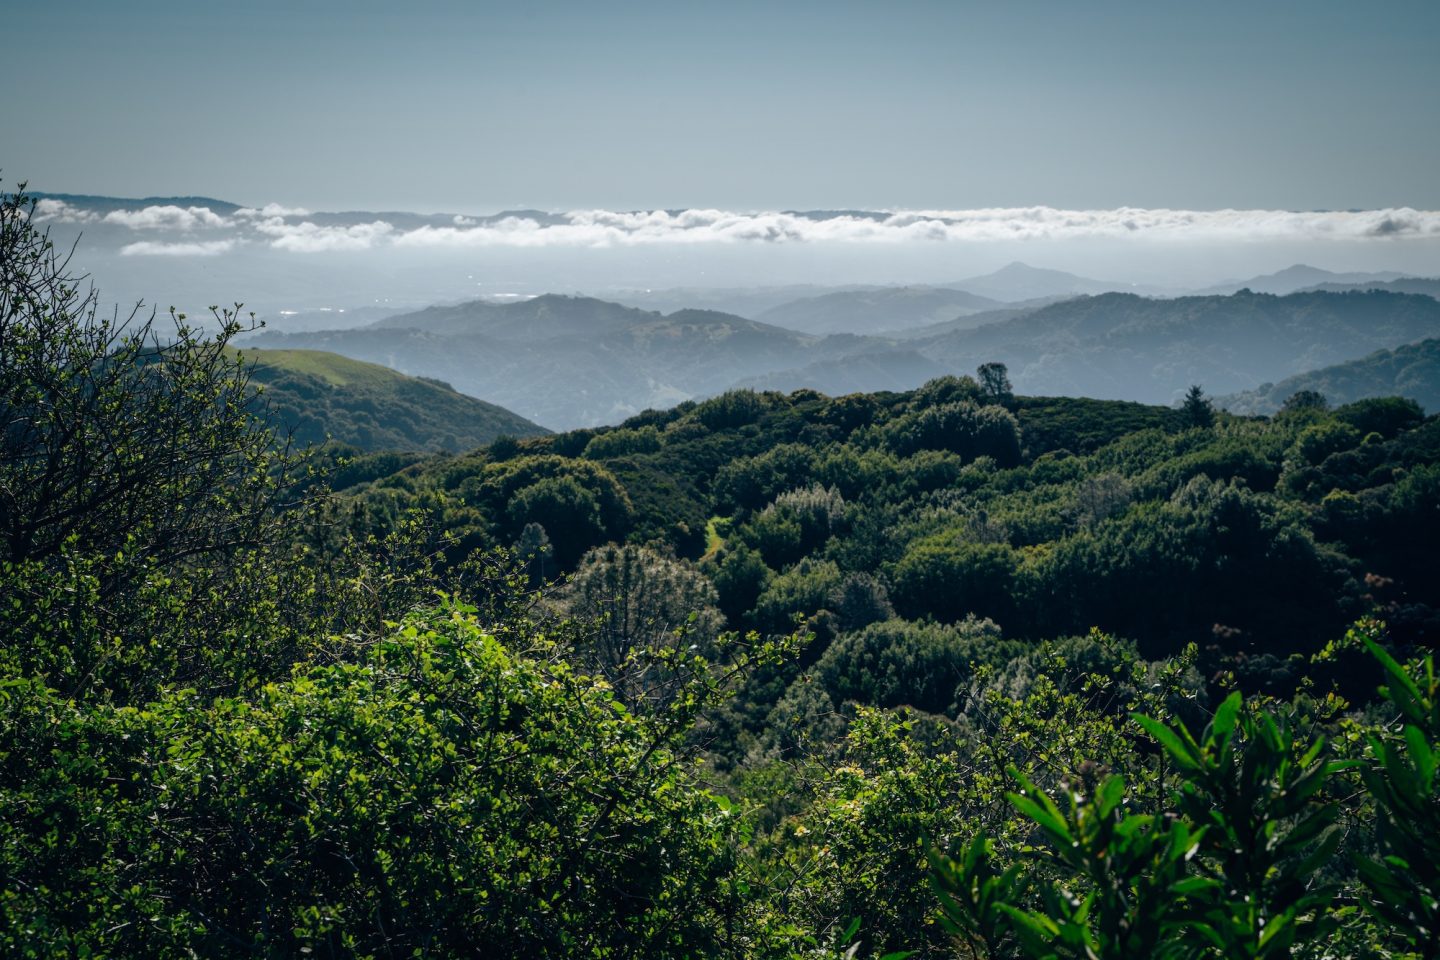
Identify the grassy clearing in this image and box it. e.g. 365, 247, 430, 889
237, 348, 404, 388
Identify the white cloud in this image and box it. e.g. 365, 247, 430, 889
253, 218, 395, 252
33, 198, 98, 223
388, 206, 1440, 249
30, 197, 1440, 252
119, 239, 235, 256
103, 205, 229, 230
234, 202, 312, 219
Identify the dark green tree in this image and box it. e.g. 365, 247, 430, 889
1278, 389, 1329, 414
1181, 384, 1216, 428
977, 361, 1014, 405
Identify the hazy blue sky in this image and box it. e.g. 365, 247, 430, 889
4, 0, 1438, 212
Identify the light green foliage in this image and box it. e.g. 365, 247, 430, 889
752, 557, 845, 636
1132, 694, 1347, 958
1000, 766, 1210, 960
812, 617, 1010, 715
1293, 420, 1362, 466
740, 484, 849, 569
759, 631, 1161, 960
582, 424, 664, 459
0, 601, 788, 958
459, 454, 635, 567
891, 539, 1020, 627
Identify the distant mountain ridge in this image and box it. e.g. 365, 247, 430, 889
1194, 264, 1408, 296
245, 288, 1440, 428
1300, 277, 1440, 298
906, 289, 1440, 404
754, 286, 1003, 335
942, 261, 1163, 300
600, 284, 876, 319
30, 191, 243, 213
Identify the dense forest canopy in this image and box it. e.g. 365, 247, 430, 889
4, 183, 1440, 958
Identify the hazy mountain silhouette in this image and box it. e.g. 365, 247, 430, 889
754, 286, 1003, 335
943, 261, 1153, 301
905, 290, 1440, 404
1194, 264, 1408, 296
1300, 277, 1440, 298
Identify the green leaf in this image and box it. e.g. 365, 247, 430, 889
1209, 691, 1242, 746
1133, 713, 1201, 770
1403, 723, 1435, 787
1362, 635, 1426, 717
1008, 792, 1073, 844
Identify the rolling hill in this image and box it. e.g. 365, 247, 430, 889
903, 289, 1440, 405
242, 348, 547, 452
243, 296, 864, 429
1217, 337, 1440, 415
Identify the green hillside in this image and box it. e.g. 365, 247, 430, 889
241, 347, 548, 452
1219, 337, 1440, 414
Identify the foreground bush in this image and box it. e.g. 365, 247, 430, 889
0, 600, 770, 959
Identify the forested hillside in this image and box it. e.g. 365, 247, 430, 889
335, 374, 1438, 673
6, 186, 1440, 959
1219, 338, 1440, 415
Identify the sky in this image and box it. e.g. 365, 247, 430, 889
5, 0, 1440, 213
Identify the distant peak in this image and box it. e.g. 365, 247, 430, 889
986, 261, 1073, 279
1271, 264, 1329, 278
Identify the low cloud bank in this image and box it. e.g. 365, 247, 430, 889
119, 240, 235, 257
252, 218, 394, 253
35, 199, 1440, 254
103, 205, 228, 230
